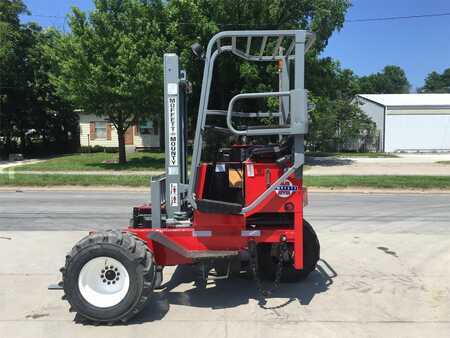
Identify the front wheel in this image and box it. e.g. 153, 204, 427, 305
61, 230, 156, 324
258, 220, 320, 282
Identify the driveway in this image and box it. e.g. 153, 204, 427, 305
306, 153, 450, 176
0, 191, 448, 337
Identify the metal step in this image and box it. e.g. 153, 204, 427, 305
148, 232, 238, 261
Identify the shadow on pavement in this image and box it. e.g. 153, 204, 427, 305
129, 258, 337, 324
305, 157, 354, 167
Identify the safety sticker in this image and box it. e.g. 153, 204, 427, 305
170, 183, 178, 207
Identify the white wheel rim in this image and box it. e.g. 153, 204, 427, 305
78, 256, 130, 308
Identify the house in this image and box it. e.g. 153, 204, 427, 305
79, 114, 160, 150
355, 94, 450, 152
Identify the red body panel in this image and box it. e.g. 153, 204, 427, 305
244, 162, 302, 215
128, 161, 305, 270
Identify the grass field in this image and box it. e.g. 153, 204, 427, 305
2, 173, 450, 190
12, 152, 166, 171
436, 161, 450, 164
12, 151, 399, 173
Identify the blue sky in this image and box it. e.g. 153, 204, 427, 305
21, 0, 450, 90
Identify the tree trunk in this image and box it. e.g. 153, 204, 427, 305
20, 130, 26, 154
117, 125, 127, 164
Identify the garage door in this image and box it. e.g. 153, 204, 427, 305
385, 114, 450, 152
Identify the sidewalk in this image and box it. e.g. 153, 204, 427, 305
0, 230, 448, 338
1, 170, 163, 176
0, 159, 42, 171
1, 153, 450, 177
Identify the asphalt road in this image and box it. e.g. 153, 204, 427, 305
0, 190, 450, 233
0, 190, 449, 337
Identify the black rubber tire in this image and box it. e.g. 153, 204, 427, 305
258, 220, 320, 282
60, 230, 155, 324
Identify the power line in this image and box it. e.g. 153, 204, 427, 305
25, 14, 66, 20
24, 11, 450, 25
347, 12, 450, 23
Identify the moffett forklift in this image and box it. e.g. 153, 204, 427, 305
57, 30, 320, 324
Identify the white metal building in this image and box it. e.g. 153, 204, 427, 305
355, 94, 450, 152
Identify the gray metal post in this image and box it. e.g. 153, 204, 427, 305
279, 49, 289, 126
294, 32, 306, 178
163, 54, 183, 219
279, 50, 290, 146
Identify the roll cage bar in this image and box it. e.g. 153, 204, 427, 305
187, 30, 315, 210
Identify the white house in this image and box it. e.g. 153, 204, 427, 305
355, 94, 450, 152
79, 114, 160, 150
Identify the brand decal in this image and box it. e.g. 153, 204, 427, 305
275, 179, 298, 198
167, 94, 178, 168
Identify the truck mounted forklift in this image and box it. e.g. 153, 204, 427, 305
57, 30, 320, 324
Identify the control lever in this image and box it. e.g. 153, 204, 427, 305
276, 155, 291, 168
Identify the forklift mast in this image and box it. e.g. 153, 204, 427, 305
151, 30, 315, 226
151, 54, 190, 226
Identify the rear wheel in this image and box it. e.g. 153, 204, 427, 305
61, 230, 155, 324
213, 257, 241, 277
258, 220, 320, 282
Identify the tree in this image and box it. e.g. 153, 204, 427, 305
0, 0, 28, 156
305, 58, 375, 151
358, 65, 410, 94
163, 0, 381, 152
165, 0, 351, 135
420, 68, 450, 93
1, 1, 78, 158
29, 28, 78, 153
51, 0, 167, 163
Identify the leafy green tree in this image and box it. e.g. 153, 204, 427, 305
305, 58, 375, 151
308, 97, 376, 152
52, 0, 167, 163
164, 0, 381, 152
1, 1, 77, 158
0, 0, 28, 155
420, 68, 450, 93
29, 28, 78, 153
358, 65, 410, 94
165, 0, 351, 135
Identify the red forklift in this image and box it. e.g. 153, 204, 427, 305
58, 30, 320, 324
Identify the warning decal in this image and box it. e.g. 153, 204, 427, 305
170, 183, 178, 207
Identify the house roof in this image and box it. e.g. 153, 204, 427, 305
356, 94, 450, 108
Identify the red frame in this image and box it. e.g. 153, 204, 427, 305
128, 161, 304, 270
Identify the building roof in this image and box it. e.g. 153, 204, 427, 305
356, 94, 450, 108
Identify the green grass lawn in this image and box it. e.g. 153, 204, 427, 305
307, 152, 398, 158
436, 161, 450, 164
12, 152, 166, 171
2, 173, 450, 189
12, 151, 398, 173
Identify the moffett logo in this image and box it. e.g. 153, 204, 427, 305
275, 179, 298, 198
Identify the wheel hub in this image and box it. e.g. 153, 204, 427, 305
78, 257, 130, 308
104, 269, 116, 281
